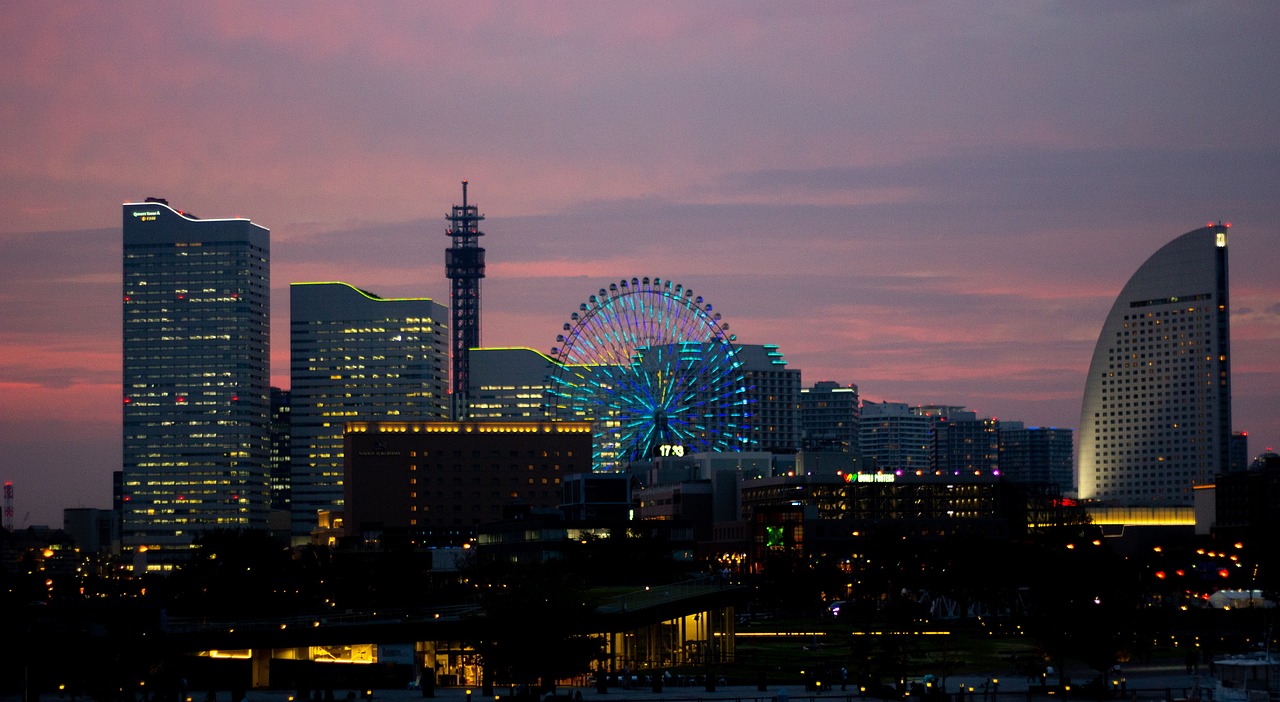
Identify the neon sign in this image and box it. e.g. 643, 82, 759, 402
844, 473, 895, 483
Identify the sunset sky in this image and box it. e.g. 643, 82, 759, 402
2, 2, 1278, 527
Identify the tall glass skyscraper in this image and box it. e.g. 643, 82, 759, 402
122, 199, 270, 561
1078, 223, 1231, 506
289, 282, 449, 539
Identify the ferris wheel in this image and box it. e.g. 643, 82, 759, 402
547, 276, 754, 470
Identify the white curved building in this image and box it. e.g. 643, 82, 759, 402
1077, 224, 1232, 506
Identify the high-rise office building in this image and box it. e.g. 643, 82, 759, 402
468, 347, 557, 420
1229, 431, 1250, 474
269, 387, 292, 510
1077, 223, 1232, 506
289, 282, 449, 538
859, 401, 935, 473
998, 423, 1074, 489
799, 381, 860, 454
736, 344, 800, 453
122, 199, 270, 560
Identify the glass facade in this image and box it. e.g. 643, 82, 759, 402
467, 347, 557, 421
122, 201, 270, 560
289, 282, 448, 538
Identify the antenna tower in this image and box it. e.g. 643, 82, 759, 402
3, 482, 12, 531
444, 181, 486, 419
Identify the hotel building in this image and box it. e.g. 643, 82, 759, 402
1077, 223, 1232, 506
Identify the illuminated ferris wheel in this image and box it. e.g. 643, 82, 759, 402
547, 277, 754, 470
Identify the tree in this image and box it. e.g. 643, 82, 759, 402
465, 562, 604, 694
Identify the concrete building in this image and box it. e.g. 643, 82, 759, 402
63, 508, 118, 554
736, 344, 800, 453
799, 381, 860, 454
1230, 431, 1250, 474
859, 401, 934, 473
343, 420, 593, 547
290, 282, 449, 538
467, 347, 557, 420
931, 412, 999, 476
998, 424, 1074, 489
1078, 223, 1232, 506
122, 199, 270, 561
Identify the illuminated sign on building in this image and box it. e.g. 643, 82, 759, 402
844, 473, 896, 483
657, 444, 686, 457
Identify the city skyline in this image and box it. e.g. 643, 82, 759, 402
2, 3, 1279, 526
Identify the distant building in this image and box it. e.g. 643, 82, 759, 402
290, 282, 449, 539
931, 412, 999, 476
743, 472, 1020, 574
560, 472, 632, 523
736, 344, 801, 453
122, 199, 270, 560
63, 508, 118, 554
1230, 432, 1250, 474
859, 401, 934, 473
799, 381, 860, 454
998, 424, 1074, 489
343, 420, 593, 547
269, 387, 292, 510
1213, 452, 1280, 555
467, 347, 557, 420
1078, 223, 1232, 506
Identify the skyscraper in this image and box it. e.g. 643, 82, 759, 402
467, 347, 557, 420
269, 387, 292, 511
799, 381, 860, 454
289, 282, 449, 538
736, 344, 800, 453
859, 401, 935, 473
931, 411, 999, 476
1077, 223, 1232, 506
122, 199, 270, 560
998, 423, 1073, 488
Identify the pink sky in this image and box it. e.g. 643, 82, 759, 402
1, 2, 1278, 526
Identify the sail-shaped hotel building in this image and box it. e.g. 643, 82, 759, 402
1077, 223, 1232, 506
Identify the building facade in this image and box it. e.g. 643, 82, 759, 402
122, 199, 270, 560
1078, 223, 1232, 506
343, 421, 593, 547
467, 347, 557, 420
859, 401, 934, 473
998, 424, 1074, 489
736, 344, 800, 453
269, 387, 292, 511
931, 412, 999, 476
799, 381, 860, 454
290, 282, 449, 538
